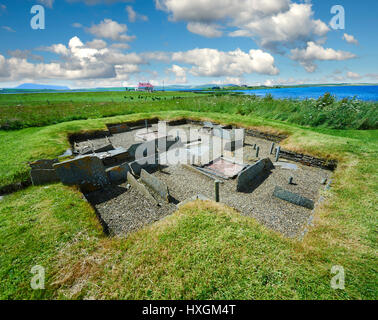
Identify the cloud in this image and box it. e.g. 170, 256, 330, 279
167, 64, 187, 83
37, 0, 54, 8
72, 22, 83, 28
343, 33, 358, 45
87, 19, 135, 42
0, 36, 145, 83
290, 41, 356, 72
156, 0, 329, 50
1, 26, 15, 32
187, 22, 222, 38
172, 48, 279, 77
7, 49, 44, 62
126, 6, 148, 23
346, 71, 361, 80
85, 39, 107, 49
0, 4, 6, 14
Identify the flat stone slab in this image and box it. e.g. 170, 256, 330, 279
237, 158, 274, 192
95, 147, 130, 166
141, 169, 169, 202
273, 186, 315, 210
204, 157, 246, 179
53, 156, 109, 192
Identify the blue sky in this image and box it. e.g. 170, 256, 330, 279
0, 0, 377, 88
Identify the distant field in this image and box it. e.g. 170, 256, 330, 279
0, 91, 377, 130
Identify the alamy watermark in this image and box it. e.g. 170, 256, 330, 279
331, 265, 345, 290
330, 5, 345, 30
30, 5, 45, 30
30, 265, 45, 290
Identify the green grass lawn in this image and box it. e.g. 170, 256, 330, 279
0, 110, 377, 299
1, 91, 377, 130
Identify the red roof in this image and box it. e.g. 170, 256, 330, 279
138, 82, 154, 88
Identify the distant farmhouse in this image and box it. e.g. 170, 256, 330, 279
135, 82, 154, 92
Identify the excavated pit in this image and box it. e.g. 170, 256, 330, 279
70, 119, 334, 238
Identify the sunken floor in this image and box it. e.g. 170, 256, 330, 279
75, 121, 331, 239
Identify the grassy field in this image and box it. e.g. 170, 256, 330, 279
0, 91, 377, 130
0, 108, 377, 299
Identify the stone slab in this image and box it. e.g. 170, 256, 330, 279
140, 169, 169, 202
273, 186, 315, 210
53, 156, 109, 192
237, 158, 274, 192
106, 162, 131, 184
129, 155, 159, 176
127, 171, 156, 203
29, 159, 59, 170
95, 147, 130, 166
30, 169, 59, 186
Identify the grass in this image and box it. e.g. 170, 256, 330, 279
0, 110, 377, 299
0, 91, 377, 130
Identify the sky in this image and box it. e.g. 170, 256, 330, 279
0, 0, 377, 88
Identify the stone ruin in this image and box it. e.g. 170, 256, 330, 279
28, 119, 335, 238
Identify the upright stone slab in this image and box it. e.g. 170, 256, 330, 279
140, 169, 169, 202
29, 159, 60, 186
29, 159, 59, 170
129, 155, 159, 176
106, 162, 131, 185
273, 186, 314, 209
127, 171, 156, 202
237, 158, 274, 192
30, 169, 59, 186
53, 156, 109, 192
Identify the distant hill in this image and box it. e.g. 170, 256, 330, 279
15, 83, 70, 90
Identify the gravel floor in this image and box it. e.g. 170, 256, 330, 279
78, 123, 331, 238
85, 183, 176, 236
154, 161, 330, 238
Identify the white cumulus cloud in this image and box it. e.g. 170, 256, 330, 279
343, 33, 358, 45
172, 48, 279, 77
290, 41, 356, 72
87, 19, 135, 42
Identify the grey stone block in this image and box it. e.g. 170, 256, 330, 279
30, 169, 59, 186
237, 158, 274, 192
127, 171, 156, 202
140, 169, 169, 202
129, 155, 159, 176
96, 147, 130, 166
273, 186, 314, 210
53, 156, 109, 192
106, 163, 131, 184
29, 159, 58, 170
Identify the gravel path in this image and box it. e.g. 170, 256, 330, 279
85, 183, 176, 236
